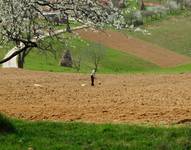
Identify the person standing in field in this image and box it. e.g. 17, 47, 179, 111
91, 69, 96, 86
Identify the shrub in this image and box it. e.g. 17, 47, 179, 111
0, 113, 16, 133
132, 10, 143, 26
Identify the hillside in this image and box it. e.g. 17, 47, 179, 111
128, 14, 191, 57
76, 29, 190, 67
24, 32, 159, 73
1, 14, 191, 74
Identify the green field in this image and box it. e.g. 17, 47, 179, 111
1, 114, 191, 150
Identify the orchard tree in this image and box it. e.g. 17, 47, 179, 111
0, 0, 126, 68
87, 42, 106, 72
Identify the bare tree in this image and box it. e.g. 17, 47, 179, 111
73, 55, 82, 72
0, 0, 124, 68
65, 35, 88, 72
88, 42, 106, 72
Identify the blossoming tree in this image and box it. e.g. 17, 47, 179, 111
0, 0, 125, 68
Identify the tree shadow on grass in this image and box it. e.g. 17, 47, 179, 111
0, 113, 16, 134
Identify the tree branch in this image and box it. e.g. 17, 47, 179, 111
0, 46, 29, 64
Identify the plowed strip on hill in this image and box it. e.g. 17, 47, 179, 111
76, 29, 191, 67
1, 69, 191, 124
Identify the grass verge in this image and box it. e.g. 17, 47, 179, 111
1, 115, 191, 150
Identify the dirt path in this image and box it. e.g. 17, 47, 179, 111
76, 29, 191, 67
1, 69, 191, 124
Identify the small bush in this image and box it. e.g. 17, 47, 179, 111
132, 10, 144, 26
0, 113, 15, 133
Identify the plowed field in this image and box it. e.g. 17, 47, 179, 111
1, 69, 191, 124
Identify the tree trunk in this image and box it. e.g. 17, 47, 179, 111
17, 49, 30, 68
17, 53, 24, 68
141, 0, 145, 10
66, 16, 72, 33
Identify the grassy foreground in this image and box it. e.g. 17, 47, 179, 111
1, 114, 191, 150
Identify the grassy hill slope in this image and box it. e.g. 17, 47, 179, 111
127, 14, 191, 57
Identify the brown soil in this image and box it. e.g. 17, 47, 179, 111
1, 69, 191, 124
144, 2, 161, 7
76, 29, 191, 67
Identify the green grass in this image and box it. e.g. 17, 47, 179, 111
1, 114, 191, 150
154, 63, 191, 74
